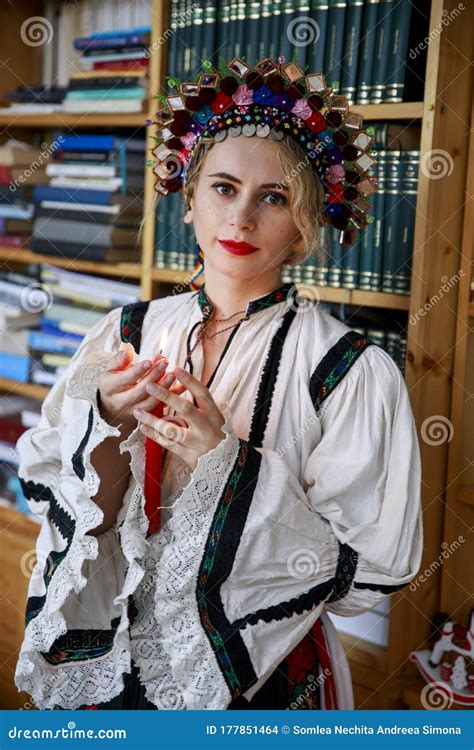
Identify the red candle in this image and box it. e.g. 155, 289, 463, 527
144, 398, 164, 538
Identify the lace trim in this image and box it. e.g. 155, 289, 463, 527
131, 403, 244, 709
15, 352, 149, 709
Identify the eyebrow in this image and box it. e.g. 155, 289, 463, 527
207, 171, 289, 190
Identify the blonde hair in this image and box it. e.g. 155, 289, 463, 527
143, 135, 326, 268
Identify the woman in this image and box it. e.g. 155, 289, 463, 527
14, 55, 423, 710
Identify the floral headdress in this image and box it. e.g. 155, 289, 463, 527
147, 55, 377, 281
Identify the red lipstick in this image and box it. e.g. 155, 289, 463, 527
218, 239, 260, 256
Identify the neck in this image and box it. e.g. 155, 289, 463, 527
200, 266, 284, 319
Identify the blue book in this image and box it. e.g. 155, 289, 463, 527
74, 31, 150, 50
88, 27, 151, 39
28, 330, 80, 355
60, 134, 124, 152
0, 352, 30, 382
39, 319, 84, 343
33, 186, 118, 205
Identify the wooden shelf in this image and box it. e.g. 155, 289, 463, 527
468, 303, 474, 317
0, 377, 50, 399
349, 102, 424, 121
0, 112, 149, 129
0, 247, 142, 279
151, 267, 411, 310
0, 103, 424, 130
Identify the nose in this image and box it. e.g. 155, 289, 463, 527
228, 194, 257, 231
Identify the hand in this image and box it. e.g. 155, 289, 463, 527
133, 367, 226, 470
98, 349, 182, 431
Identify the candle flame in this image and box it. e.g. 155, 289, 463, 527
158, 328, 168, 354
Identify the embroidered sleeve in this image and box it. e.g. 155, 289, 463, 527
14, 305, 146, 709
148, 347, 422, 710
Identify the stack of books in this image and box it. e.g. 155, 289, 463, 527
30, 265, 141, 385
0, 141, 44, 249
0, 396, 42, 518
0, 271, 42, 382
0, 265, 140, 386
31, 133, 145, 262
65, 27, 151, 113
168, 0, 430, 104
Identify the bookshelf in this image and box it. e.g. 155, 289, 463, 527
0, 0, 472, 711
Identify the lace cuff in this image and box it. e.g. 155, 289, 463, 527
14, 352, 149, 709
146, 404, 242, 709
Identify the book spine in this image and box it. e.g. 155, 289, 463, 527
381, 150, 401, 293
356, 0, 379, 104
395, 151, 418, 294
339, 0, 364, 103
370, 148, 386, 291
385, 0, 413, 102
307, 0, 329, 74
323, 0, 347, 89
369, 0, 395, 103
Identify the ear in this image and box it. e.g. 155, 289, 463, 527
183, 196, 194, 224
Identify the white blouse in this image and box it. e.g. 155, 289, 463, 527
14, 282, 423, 710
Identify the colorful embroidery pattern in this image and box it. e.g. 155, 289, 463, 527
197, 441, 252, 698
310, 331, 374, 412
197, 281, 296, 320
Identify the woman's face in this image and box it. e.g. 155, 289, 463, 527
184, 135, 303, 281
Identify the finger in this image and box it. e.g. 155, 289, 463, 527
111, 358, 168, 393
144, 381, 205, 429
128, 373, 179, 412
134, 411, 187, 445
172, 367, 222, 421
122, 370, 175, 410
138, 422, 196, 465
106, 349, 133, 372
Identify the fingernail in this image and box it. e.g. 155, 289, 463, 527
174, 367, 186, 376
134, 408, 145, 418
162, 373, 175, 386
156, 360, 167, 373
147, 383, 159, 394
142, 360, 152, 370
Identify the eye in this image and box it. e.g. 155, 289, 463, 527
212, 181, 234, 196
263, 192, 287, 206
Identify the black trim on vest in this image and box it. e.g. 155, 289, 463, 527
72, 405, 94, 481
326, 543, 359, 603
309, 331, 373, 413
197, 441, 261, 698
120, 300, 151, 351
248, 302, 300, 447
354, 580, 410, 594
